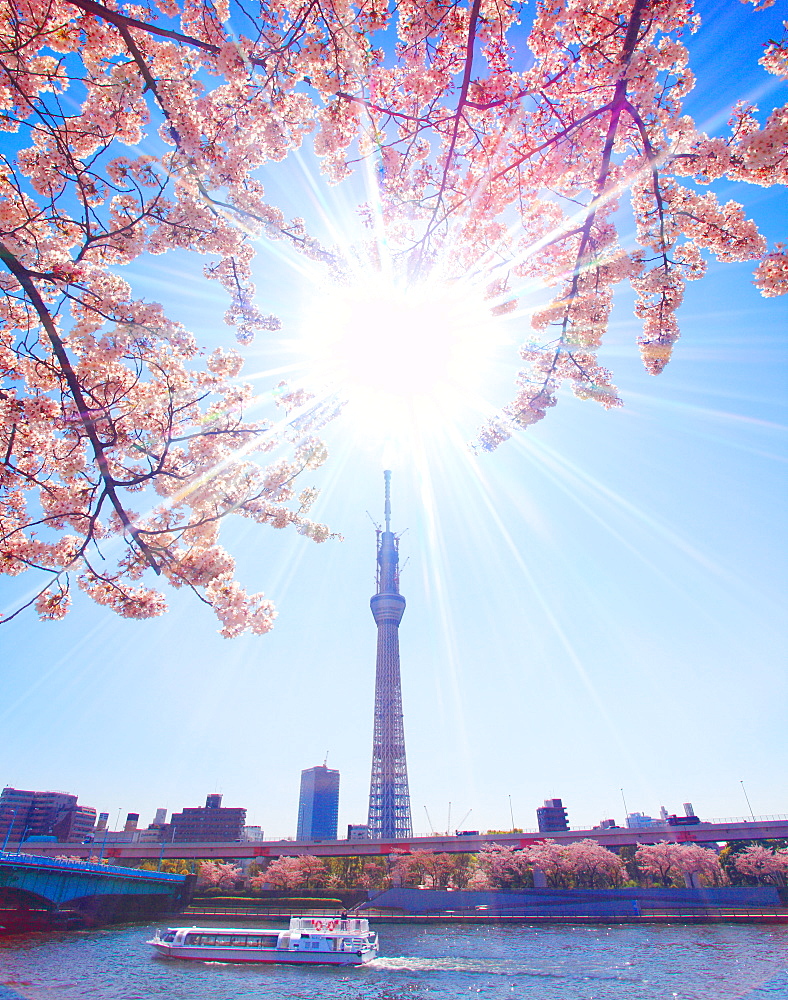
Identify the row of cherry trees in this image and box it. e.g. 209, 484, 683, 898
195, 841, 788, 892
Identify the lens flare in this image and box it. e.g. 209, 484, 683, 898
298, 273, 510, 456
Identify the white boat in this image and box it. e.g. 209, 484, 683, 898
147, 915, 379, 966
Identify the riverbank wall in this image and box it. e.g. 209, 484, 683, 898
181, 885, 787, 925
358, 886, 786, 921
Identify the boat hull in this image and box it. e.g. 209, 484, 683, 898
149, 942, 376, 965
147, 917, 379, 966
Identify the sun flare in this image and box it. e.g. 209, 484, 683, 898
298, 274, 510, 456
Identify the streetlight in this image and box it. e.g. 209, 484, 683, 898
16, 823, 30, 854
740, 780, 756, 822
157, 827, 176, 872
98, 819, 111, 862
620, 788, 630, 828
1, 809, 16, 853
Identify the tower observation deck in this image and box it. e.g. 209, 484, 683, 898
367, 470, 413, 839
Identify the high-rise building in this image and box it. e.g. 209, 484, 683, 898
366, 471, 413, 840
123, 812, 139, 832
625, 811, 659, 829
536, 797, 569, 832
0, 787, 96, 845
137, 808, 169, 844
169, 793, 246, 842
296, 765, 340, 841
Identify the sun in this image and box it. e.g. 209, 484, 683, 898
297, 273, 510, 457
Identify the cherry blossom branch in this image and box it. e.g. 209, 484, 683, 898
412, 0, 482, 269
0, 242, 162, 573
508, 0, 651, 426
64, 0, 225, 58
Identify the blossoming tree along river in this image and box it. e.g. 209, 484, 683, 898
0, 0, 785, 633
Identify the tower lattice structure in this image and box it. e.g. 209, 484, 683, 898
367, 470, 413, 840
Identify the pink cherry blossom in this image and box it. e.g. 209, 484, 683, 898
1, 0, 785, 631
733, 844, 788, 885
252, 854, 328, 889
197, 860, 242, 889
635, 841, 724, 887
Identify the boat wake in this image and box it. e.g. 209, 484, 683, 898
372, 955, 642, 984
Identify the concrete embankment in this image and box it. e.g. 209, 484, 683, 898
360, 886, 788, 922
181, 886, 788, 925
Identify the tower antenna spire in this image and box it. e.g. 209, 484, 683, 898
384, 469, 392, 533
367, 470, 412, 840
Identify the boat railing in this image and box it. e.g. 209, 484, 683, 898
182, 905, 363, 921
290, 916, 369, 934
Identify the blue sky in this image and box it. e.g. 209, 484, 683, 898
1, 1, 786, 841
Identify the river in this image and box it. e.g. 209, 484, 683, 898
2, 921, 788, 999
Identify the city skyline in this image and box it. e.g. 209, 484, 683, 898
1, 2, 786, 842
1, 779, 763, 848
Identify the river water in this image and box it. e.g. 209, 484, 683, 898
2, 921, 788, 1000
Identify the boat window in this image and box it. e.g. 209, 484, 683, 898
230, 936, 247, 947
261, 937, 278, 949
184, 934, 199, 945
246, 936, 260, 947
215, 936, 232, 946
162, 932, 176, 943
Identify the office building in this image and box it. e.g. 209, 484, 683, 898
536, 797, 569, 832
297, 765, 340, 841
626, 811, 659, 829
169, 793, 246, 842
0, 786, 96, 845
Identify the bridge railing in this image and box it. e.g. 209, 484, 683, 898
702, 814, 788, 826
412, 815, 788, 837
0, 852, 186, 880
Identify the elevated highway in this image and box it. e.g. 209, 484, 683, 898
13, 816, 788, 864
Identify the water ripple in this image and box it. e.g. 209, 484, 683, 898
2, 922, 788, 1000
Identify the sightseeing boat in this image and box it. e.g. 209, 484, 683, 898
147, 915, 379, 966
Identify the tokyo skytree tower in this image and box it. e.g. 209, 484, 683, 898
366, 470, 413, 840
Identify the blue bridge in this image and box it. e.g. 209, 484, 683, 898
0, 853, 193, 934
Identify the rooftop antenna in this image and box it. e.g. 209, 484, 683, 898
384, 469, 392, 532
324, 751, 329, 767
